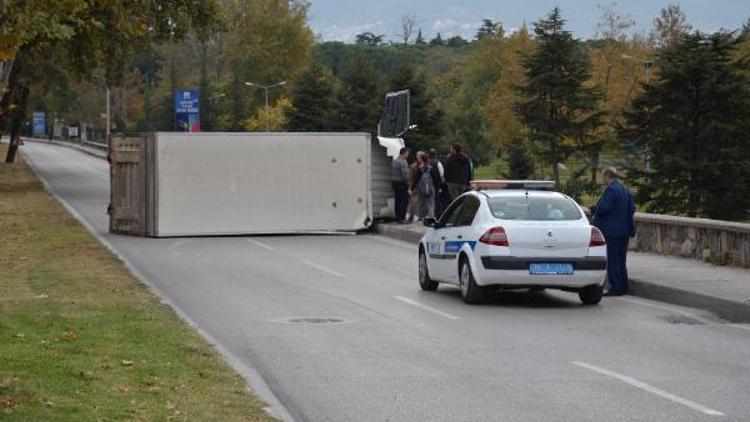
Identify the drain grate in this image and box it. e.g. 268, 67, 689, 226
286, 318, 345, 324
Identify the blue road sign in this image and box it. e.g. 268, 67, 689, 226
32, 112, 46, 136
174, 90, 200, 132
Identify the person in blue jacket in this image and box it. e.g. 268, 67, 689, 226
590, 167, 636, 296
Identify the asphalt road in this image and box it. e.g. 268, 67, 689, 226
20, 141, 750, 422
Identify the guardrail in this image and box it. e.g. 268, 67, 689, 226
632, 213, 750, 267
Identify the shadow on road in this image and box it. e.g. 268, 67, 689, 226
433, 287, 585, 309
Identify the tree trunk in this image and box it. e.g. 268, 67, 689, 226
2, 55, 27, 163
5, 85, 29, 163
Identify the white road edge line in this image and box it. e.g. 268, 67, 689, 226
247, 238, 275, 251
303, 260, 344, 278
572, 361, 725, 417
21, 149, 297, 422
393, 296, 460, 320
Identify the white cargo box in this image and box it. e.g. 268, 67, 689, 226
109, 132, 398, 237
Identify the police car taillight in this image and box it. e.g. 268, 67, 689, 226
479, 227, 509, 247
590, 227, 606, 247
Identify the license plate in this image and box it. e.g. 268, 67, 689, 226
529, 263, 574, 275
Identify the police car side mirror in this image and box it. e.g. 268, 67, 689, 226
424, 218, 439, 228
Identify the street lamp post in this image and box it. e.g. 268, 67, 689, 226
244, 81, 286, 131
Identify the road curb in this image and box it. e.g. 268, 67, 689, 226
23, 138, 108, 160
374, 223, 750, 323
628, 279, 750, 323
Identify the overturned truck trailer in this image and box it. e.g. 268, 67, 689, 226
109, 132, 400, 237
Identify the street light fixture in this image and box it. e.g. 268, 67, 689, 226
245, 81, 287, 131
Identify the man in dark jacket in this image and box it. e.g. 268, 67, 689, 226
591, 167, 636, 296
444, 143, 472, 201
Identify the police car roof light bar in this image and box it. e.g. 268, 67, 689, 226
469, 180, 556, 191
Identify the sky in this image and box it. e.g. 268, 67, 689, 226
307, 0, 749, 42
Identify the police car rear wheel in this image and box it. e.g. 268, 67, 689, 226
579, 284, 603, 305
460, 258, 484, 304
419, 251, 439, 291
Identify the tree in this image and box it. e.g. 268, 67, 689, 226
515, 8, 602, 184
621, 32, 750, 220
389, 61, 444, 152
429, 33, 444, 47
484, 24, 534, 154
287, 61, 337, 131
586, 2, 638, 181
507, 143, 535, 179
222, 0, 314, 130
334, 54, 381, 132
446, 36, 470, 48
355, 32, 384, 46
651, 4, 692, 48
440, 21, 507, 164
399, 13, 418, 45
1, 0, 222, 162
476, 19, 501, 40
244, 96, 292, 131
415, 30, 427, 46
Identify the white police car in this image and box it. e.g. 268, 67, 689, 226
418, 181, 607, 305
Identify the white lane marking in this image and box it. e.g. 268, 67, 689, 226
303, 261, 344, 278
572, 361, 724, 417
368, 234, 417, 250
393, 296, 460, 320
247, 238, 275, 251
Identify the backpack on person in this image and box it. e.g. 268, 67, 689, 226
418, 166, 434, 197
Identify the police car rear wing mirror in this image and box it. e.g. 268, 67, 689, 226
469, 180, 556, 191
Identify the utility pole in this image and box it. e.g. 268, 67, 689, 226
106, 87, 111, 138
106, 86, 112, 163
245, 81, 286, 131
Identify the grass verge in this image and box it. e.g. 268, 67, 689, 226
0, 145, 275, 420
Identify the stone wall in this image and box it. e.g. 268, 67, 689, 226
631, 213, 750, 267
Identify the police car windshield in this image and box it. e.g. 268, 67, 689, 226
487, 195, 582, 221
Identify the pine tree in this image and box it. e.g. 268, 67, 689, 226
515, 7, 601, 184
507, 144, 535, 179
389, 61, 444, 152
429, 33, 444, 47
335, 54, 380, 132
476, 19, 501, 40
621, 32, 750, 220
415, 30, 426, 46
287, 61, 337, 131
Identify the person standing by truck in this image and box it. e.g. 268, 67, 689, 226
412, 151, 441, 222
391, 148, 411, 223
444, 143, 472, 201
428, 149, 447, 218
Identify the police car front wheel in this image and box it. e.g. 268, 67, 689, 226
419, 250, 439, 291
